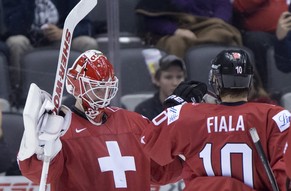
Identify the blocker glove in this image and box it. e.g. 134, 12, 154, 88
163, 80, 207, 108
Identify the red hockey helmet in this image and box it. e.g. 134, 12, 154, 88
66, 50, 118, 123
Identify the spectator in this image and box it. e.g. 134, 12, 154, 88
0, 0, 9, 60
274, 11, 291, 73
141, 49, 290, 190
135, 54, 187, 120
0, 111, 13, 175
135, 0, 242, 58
2, 0, 98, 101
232, 0, 289, 88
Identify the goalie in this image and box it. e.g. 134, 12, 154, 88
16, 50, 207, 190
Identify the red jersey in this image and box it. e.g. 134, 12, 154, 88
284, 121, 291, 178
143, 102, 291, 191
233, 0, 288, 32
19, 107, 182, 191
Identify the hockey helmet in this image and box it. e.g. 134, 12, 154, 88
209, 49, 253, 95
66, 50, 118, 124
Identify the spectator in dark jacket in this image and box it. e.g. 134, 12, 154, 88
135, 54, 187, 120
232, 0, 289, 88
275, 11, 291, 73
2, 0, 97, 97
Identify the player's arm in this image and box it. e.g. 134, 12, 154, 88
163, 80, 207, 108
268, 108, 291, 190
150, 156, 183, 185
285, 126, 291, 178
130, 112, 183, 185
186, 176, 257, 191
142, 103, 194, 166
17, 84, 71, 183
142, 81, 207, 165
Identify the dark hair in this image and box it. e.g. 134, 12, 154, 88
220, 88, 249, 98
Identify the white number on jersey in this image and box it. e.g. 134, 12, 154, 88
199, 143, 254, 188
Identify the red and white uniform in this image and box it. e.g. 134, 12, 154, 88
19, 107, 182, 191
284, 120, 291, 178
143, 102, 290, 191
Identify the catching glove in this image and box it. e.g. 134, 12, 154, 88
163, 81, 207, 108
18, 83, 72, 161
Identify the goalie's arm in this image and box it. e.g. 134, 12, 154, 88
18, 150, 65, 183
18, 83, 71, 183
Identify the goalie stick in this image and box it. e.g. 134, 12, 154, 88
249, 128, 279, 191
51, 0, 97, 114
38, 0, 98, 190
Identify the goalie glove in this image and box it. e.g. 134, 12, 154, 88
18, 83, 72, 161
163, 81, 207, 108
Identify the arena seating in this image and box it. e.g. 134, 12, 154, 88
280, 92, 291, 111
265, 47, 291, 96
2, 112, 24, 159
19, 48, 81, 108
0, 53, 11, 102
184, 44, 255, 90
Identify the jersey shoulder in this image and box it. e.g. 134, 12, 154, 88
246, 102, 289, 114
105, 106, 151, 132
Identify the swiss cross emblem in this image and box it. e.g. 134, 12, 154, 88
232, 53, 241, 59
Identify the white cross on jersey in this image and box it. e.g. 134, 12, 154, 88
98, 141, 136, 188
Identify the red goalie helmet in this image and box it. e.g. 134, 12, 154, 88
66, 50, 118, 124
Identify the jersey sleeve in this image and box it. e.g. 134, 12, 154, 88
18, 147, 65, 184
142, 104, 193, 166
130, 109, 184, 185
267, 108, 291, 190
285, 127, 291, 178
150, 156, 183, 185
186, 176, 257, 191
127, 111, 152, 142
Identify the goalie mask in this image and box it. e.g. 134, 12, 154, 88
209, 49, 253, 96
66, 50, 118, 125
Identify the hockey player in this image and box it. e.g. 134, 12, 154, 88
16, 50, 198, 190
142, 49, 291, 191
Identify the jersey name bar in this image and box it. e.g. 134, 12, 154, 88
207, 115, 245, 133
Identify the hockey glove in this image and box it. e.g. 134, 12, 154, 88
163, 81, 207, 108
18, 83, 72, 161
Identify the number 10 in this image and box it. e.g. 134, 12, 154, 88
199, 143, 254, 188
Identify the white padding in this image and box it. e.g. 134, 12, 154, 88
18, 83, 44, 161
18, 83, 72, 161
